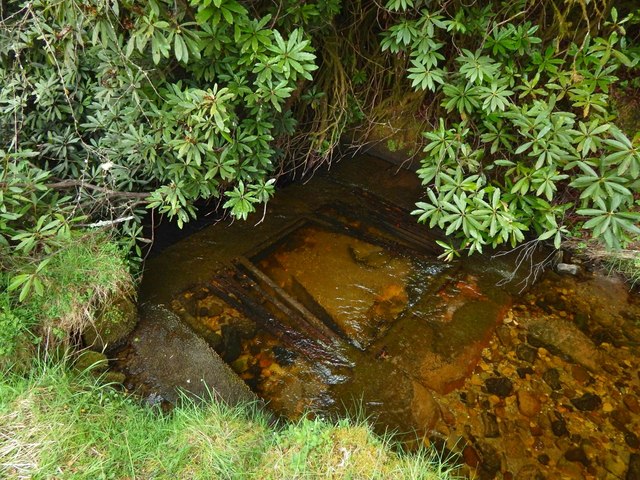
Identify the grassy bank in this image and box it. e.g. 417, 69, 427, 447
0, 361, 460, 479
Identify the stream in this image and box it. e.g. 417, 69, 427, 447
114, 154, 640, 479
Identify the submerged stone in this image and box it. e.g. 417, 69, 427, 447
516, 344, 538, 363
551, 417, 569, 437
521, 316, 603, 372
542, 368, 562, 391
481, 411, 500, 438
410, 381, 440, 431
625, 432, 640, 449
565, 446, 589, 466
485, 377, 513, 397
517, 464, 545, 480
571, 393, 602, 412
463, 444, 481, 468
476, 441, 502, 478
537, 454, 550, 465
628, 453, 640, 480
623, 394, 640, 414
571, 365, 591, 385
517, 366, 534, 379
517, 390, 541, 417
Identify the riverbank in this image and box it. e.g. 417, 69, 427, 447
0, 361, 461, 479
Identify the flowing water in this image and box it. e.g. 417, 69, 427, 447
117, 154, 640, 479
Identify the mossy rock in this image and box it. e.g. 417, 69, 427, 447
83, 294, 138, 350
102, 370, 126, 385
0, 337, 35, 374
74, 351, 126, 386
74, 350, 109, 373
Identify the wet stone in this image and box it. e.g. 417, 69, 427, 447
623, 394, 640, 414
516, 344, 538, 363
574, 312, 589, 330
481, 411, 500, 438
463, 445, 480, 468
526, 334, 562, 357
556, 263, 579, 275
517, 390, 542, 418
542, 368, 562, 390
605, 455, 628, 478
538, 454, 550, 466
517, 464, 545, 479
272, 345, 297, 366
517, 366, 534, 379
628, 453, 640, 480
565, 447, 590, 467
485, 377, 513, 397
476, 441, 501, 478
626, 432, 640, 449
221, 325, 242, 363
571, 365, 591, 385
571, 392, 602, 411
552, 417, 569, 437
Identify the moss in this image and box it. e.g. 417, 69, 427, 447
83, 294, 138, 350
74, 350, 109, 373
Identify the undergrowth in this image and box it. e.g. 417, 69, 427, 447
2, 232, 134, 364
0, 361, 462, 479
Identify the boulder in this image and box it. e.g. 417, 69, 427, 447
122, 304, 260, 407
520, 315, 604, 372
556, 263, 580, 275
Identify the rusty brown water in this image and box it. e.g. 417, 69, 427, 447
121, 154, 640, 479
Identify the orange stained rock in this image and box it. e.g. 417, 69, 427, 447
259, 357, 273, 368
376, 283, 408, 303
455, 277, 486, 299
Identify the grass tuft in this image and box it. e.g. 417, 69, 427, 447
2, 233, 135, 367
0, 360, 462, 479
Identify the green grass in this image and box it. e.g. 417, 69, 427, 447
601, 249, 640, 287
568, 239, 640, 287
0, 361, 462, 479
24, 233, 134, 339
